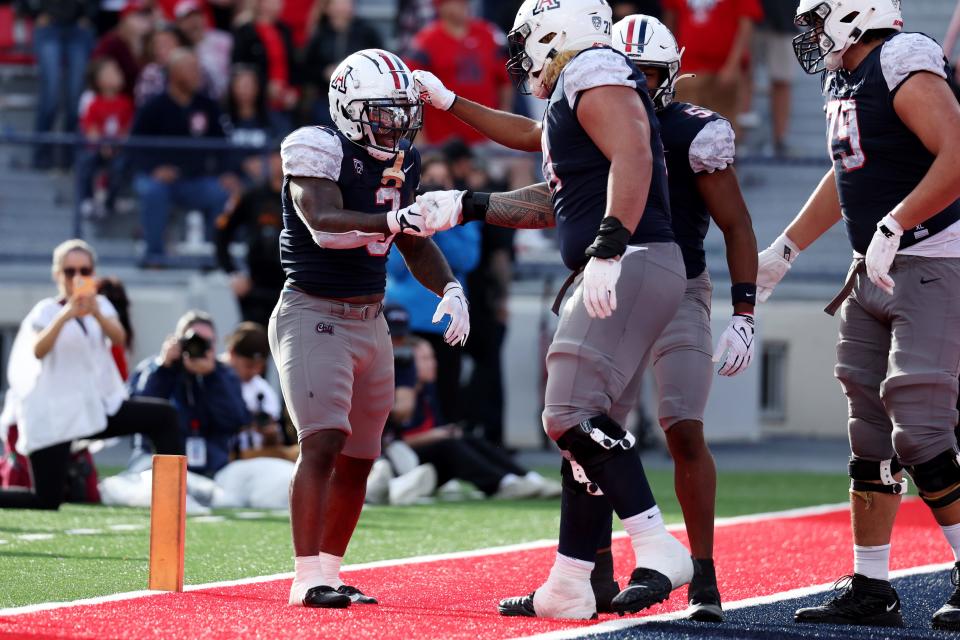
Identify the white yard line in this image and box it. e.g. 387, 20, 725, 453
65, 529, 103, 536
0, 501, 856, 618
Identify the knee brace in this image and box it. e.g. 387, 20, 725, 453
904, 449, 960, 509
560, 458, 603, 496
849, 457, 907, 502
556, 415, 636, 472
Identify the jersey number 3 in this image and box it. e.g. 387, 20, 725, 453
827, 99, 865, 172
370, 187, 401, 256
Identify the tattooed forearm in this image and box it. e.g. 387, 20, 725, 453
486, 182, 555, 229
394, 235, 455, 297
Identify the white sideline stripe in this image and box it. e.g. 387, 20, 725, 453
108, 524, 145, 532
65, 529, 103, 536
0, 540, 7, 545
0, 501, 856, 618
505, 561, 956, 640
16, 533, 54, 541
191, 516, 226, 524
233, 512, 267, 520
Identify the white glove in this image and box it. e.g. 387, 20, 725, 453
581, 257, 622, 319
418, 189, 466, 232
387, 202, 432, 237
865, 214, 902, 296
412, 70, 456, 111
432, 282, 470, 346
713, 313, 755, 377
757, 233, 801, 302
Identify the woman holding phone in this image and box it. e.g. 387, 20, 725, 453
0, 239, 182, 510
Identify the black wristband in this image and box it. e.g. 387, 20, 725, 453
731, 283, 757, 306
461, 191, 490, 222
585, 216, 631, 259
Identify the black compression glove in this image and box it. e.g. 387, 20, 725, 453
585, 216, 631, 259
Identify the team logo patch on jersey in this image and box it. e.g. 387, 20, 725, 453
532, 0, 560, 15
592, 16, 602, 30
354, 158, 364, 175
316, 322, 335, 335
331, 66, 354, 94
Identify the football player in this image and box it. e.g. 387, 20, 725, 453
756, 0, 960, 629
271, 49, 470, 609
414, 13, 759, 622
418, 0, 694, 619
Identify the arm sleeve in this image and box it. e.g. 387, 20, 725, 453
133, 359, 179, 399
280, 127, 343, 180
881, 33, 948, 94
689, 119, 736, 174
562, 49, 640, 111
95, 296, 118, 319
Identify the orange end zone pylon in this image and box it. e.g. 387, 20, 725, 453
148, 454, 187, 592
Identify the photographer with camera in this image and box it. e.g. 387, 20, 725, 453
0, 239, 181, 510
222, 321, 295, 460
131, 310, 250, 476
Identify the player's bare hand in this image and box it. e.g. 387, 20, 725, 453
865, 214, 902, 296
387, 202, 434, 237
713, 313, 755, 376
581, 256, 621, 319
432, 282, 470, 346
412, 70, 456, 111
418, 190, 465, 232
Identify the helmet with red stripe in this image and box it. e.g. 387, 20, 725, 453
612, 15, 682, 110
793, 0, 902, 74
328, 49, 423, 161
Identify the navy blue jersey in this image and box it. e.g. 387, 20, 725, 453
278, 127, 421, 299
658, 101, 736, 279
542, 46, 674, 271
825, 32, 960, 254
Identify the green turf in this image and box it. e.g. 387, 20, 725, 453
0, 470, 848, 608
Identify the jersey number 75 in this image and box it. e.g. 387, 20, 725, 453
827, 99, 865, 172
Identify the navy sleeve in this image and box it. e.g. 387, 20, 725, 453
132, 357, 180, 399
205, 365, 252, 435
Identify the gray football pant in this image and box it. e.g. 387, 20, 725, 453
542, 242, 686, 440
836, 255, 960, 466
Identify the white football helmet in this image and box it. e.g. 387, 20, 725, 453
612, 15, 682, 110
506, 0, 613, 99
328, 49, 423, 161
793, 0, 903, 74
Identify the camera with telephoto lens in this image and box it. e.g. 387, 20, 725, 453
179, 329, 212, 359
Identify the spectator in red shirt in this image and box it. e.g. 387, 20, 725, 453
405, 0, 512, 146
91, 1, 152, 96
76, 58, 134, 218
232, 0, 298, 134
662, 0, 763, 130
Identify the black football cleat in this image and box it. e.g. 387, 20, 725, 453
932, 562, 960, 630
592, 579, 620, 614
795, 574, 902, 626
687, 559, 723, 623
498, 593, 537, 617
610, 568, 673, 616
337, 585, 378, 604
303, 585, 351, 608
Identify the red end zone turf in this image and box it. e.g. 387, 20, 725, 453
0, 500, 950, 640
